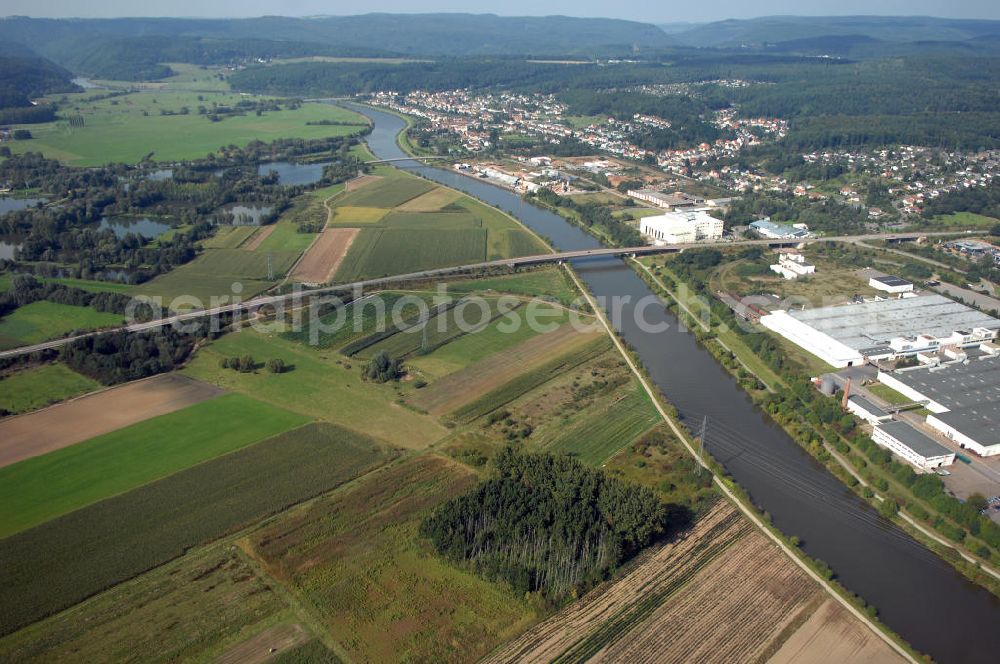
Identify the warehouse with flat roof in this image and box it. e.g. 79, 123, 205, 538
878, 355, 1000, 457
872, 421, 956, 470
760, 294, 1000, 368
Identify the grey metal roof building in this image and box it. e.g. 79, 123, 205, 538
880, 355, 1000, 457
783, 294, 1000, 352
872, 421, 955, 469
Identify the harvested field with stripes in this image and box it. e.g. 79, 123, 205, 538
483, 500, 896, 664
408, 324, 604, 416
290, 227, 359, 284
0, 374, 223, 469
345, 173, 381, 191
397, 186, 462, 211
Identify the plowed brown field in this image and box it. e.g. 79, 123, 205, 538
291, 228, 359, 284
0, 374, 223, 468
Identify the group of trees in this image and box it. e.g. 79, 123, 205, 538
362, 351, 403, 383
923, 181, 1000, 220
530, 188, 643, 247
218, 355, 287, 373
421, 447, 676, 601
59, 326, 200, 385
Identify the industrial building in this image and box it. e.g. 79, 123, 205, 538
770, 252, 816, 280
869, 275, 914, 294
627, 189, 703, 209
878, 355, 1000, 457
749, 218, 811, 239
846, 395, 892, 425
760, 294, 1000, 368
871, 421, 956, 470
639, 210, 724, 244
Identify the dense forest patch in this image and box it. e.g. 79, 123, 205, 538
421, 447, 689, 602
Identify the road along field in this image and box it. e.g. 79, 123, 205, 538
408, 324, 606, 416
244, 454, 538, 664
0, 392, 309, 538
483, 499, 905, 664
290, 227, 360, 284
0, 422, 392, 637
0, 373, 223, 470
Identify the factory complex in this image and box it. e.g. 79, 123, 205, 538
761, 294, 1000, 368
878, 355, 1000, 458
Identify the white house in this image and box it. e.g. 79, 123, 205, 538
770, 252, 816, 280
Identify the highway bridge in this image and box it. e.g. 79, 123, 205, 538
363, 156, 450, 165
0, 231, 949, 359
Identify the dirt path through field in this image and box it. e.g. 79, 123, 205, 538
0, 374, 224, 468
409, 324, 600, 415
290, 228, 359, 284
242, 225, 276, 251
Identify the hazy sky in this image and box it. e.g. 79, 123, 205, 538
1, 0, 998, 23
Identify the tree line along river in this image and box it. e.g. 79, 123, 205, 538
344, 101, 1000, 663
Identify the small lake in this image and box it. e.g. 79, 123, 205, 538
99, 217, 174, 239
258, 161, 330, 186
218, 205, 274, 226
0, 240, 21, 261
0, 198, 46, 215
145, 169, 174, 181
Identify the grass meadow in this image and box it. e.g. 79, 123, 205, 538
0, 301, 123, 349
8, 90, 367, 166
0, 422, 391, 638
0, 363, 100, 416
0, 393, 309, 538
182, 328, 447, 448
247, 454, 538, 664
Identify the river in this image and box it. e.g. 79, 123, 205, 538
346, 102, 1000, 663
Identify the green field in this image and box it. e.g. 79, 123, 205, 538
201, 225, 257, 249
0, 363, 100, 416
8, 91, 368, 166
407, 304, 567, 379
540, 386, 660, 465
932, 211, 1000, 228
282, 292, 429, 350
182, 328, 447, 448
39, 277, 133, 294
0, 393, 309, 538
334, 228, 488, 281
333, 176, 434, 208
0, 546, 308, 664
442, 267, 576, 303
359, 297, 509, 360
0, 301, 123, 349
254, 220, 317, 253
0, 422, 390, 637
247, 454, 536, 663
451, 335, 611, 424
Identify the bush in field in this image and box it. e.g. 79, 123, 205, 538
420, 447, 678, 602
220, 355, 256, 372
363, 351, 402, 383
266, 358, 286, 374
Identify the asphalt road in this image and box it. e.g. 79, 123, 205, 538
0, 230, 957, 359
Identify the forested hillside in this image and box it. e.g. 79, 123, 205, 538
0, 51, 77, 121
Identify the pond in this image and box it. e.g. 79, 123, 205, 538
98, 217, 174, 239
0, 198, 46, 215
257, 161, 330, 186
217, 205, 274, 226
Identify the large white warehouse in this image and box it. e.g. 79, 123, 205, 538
639, 210, 724, 244
760, 294, 1000, 368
